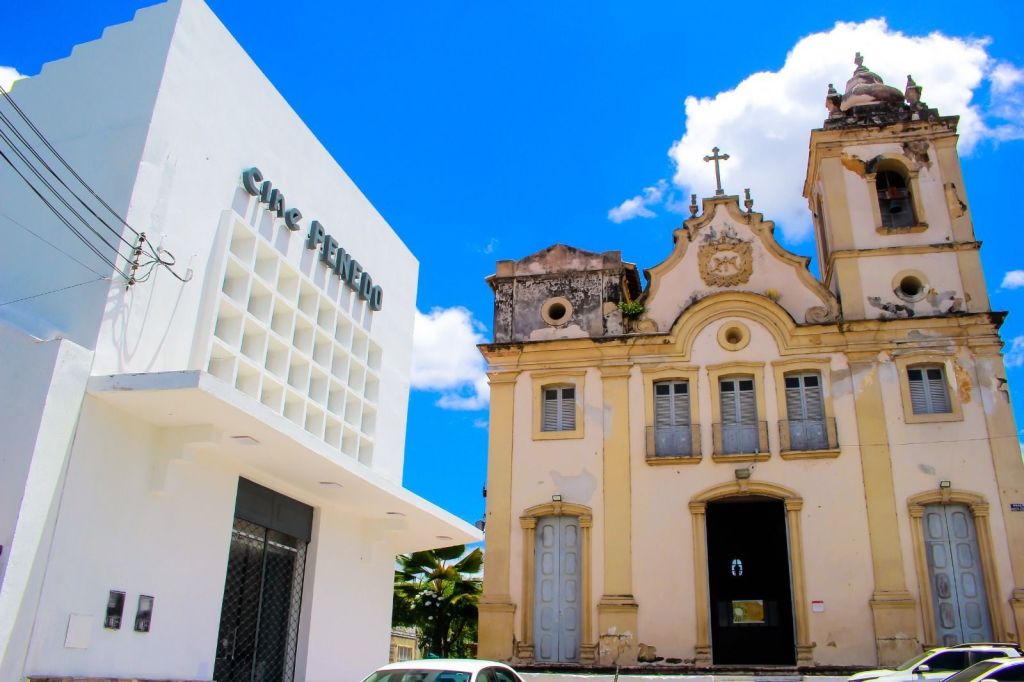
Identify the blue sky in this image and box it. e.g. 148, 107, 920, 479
3, 1, 1023, 528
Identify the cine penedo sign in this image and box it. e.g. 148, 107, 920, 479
241, 167, 384, 311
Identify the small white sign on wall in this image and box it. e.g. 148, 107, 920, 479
811, 600, 825, 613
65, 613, 93, 649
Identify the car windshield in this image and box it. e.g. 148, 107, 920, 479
943, 661, 1003, 682
362, 671, 472, 682
894, 651, 936, 671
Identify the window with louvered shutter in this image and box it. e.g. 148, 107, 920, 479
719, 377, 758, 454
654, 381, 690, 427
784, 373, 823, 421
784, 372, 827, 450
542, 386, 576, 431
720, 378, 756, 424
908, 366, 951, 414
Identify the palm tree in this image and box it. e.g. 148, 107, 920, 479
393, 545, 482, 658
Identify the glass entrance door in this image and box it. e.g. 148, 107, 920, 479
214, 517, 308, 682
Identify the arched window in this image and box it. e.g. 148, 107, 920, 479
876, 170, 916, 228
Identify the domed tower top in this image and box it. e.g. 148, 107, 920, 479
823, 53, 940, 129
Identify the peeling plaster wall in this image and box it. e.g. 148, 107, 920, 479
628, 319, 876, 666
841, 141, 957, 252
878, 352, 1018, 640
858, 251, 967, 319
492, 247, 633, 343
508, 368, 606, 645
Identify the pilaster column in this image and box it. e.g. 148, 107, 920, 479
975, 352, 1024, 644
689, 501, 712, 665
849, 357, 918, 664
478, 370, 520, 661
597, 365, 638, 666
786, 498, 815, 666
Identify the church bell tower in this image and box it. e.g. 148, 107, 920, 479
804, 54, 990, 321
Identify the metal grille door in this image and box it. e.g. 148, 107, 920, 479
923, 504, 992, 645
214, 518, 308, 682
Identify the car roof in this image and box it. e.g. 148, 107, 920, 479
375, 659, 512, 674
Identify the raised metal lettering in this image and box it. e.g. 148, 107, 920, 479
369, 285, 384, 311
268, 189, 285, 218
321, 235, 337, 265
306, 220, 326, 250
284, 207, 302, 231
241, 167, 263, 195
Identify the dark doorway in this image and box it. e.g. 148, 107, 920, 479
706, 497, 795, 665
214, 479, 313, 682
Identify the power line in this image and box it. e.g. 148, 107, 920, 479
0, 107, 136, 249
0, 146, 128, 278
0, 82, 140, 238
0, 83, 192, 283
0, 125, 128, 256
0, 209, 107, 278
0, 275, 110, 308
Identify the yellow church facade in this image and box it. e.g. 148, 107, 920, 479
477, 57, 1024, 668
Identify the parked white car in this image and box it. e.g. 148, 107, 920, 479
848, 644, 1023, 682
942, 657, 1024, 682
362, 659, 523, 682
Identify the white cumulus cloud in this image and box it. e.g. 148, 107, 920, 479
614, 19, 1023, 241
608, 179, 668, 223
1005, 336, 1024, 369
0, 66, 25, 92
411, 306, 490, 410
1001, 270, 1024, 289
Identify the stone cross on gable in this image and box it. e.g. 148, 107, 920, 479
703, 146, 730, 196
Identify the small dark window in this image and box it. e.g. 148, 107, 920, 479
877, 170, 916, 228
925, 651, 971, 672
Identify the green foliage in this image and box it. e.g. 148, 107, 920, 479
617, 300, 646, 318
393, 545, 482, 658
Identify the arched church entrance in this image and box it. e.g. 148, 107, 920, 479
706, 496, 796, 665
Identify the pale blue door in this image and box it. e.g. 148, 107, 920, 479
923, 504, 992, 645
534, 516, 581, 662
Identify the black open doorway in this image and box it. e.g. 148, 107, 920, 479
706, 497, 795, 665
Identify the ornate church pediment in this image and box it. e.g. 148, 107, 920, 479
642, 193, 839, 332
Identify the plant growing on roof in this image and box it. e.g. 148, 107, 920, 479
617, 300, 646, 318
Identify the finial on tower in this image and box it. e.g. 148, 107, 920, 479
689, 193, 698, 217
743, 188, 754, 213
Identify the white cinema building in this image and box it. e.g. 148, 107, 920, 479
0, 1, 480, 680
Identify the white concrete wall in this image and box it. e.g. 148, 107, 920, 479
0, 3, 176, 349
23, 394, 398, 681
0, 325, 92, 682
89, 0, 418, 484
0, 0, 416, 484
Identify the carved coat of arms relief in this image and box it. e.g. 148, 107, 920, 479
698, 227, 753, 287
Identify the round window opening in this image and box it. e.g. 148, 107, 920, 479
896, 275, 926, 301
901, 276, 925, 296
717, 322, 750, 351
541, 297, 574, 327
